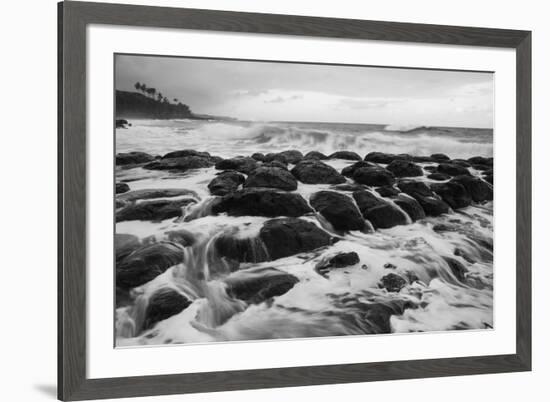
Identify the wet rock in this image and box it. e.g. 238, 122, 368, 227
397, 180, 450, 217
164, 229, 196, 247
244, 167, 298, 191
483, 173, 493, 185
215, 157, 259, 174
341, 161, 377, 178
430, 153, 451, 161
384, 263, 397, 269
116, 198, 196, 222
329, 151, 362, 161
443, 256, 468, 282
115, 233, 141, 262
143, 288, 192, 330
393, 194, 426, 221
437, 163, 471, 176
291, 160, 346, 184
376, 186, 400, 197
451, 175, 493, 202
251, 152, 266, 162
116, 182, 130, 194
432, 223, 455, 233
468, 156, 492, 166
310, 191, 365, 231
214, 232, 269, 264
116, 151, 155, 166
364, 152, 400, 164
423, 165, 438, 173
386, 160, 423, 177
276, 150, 304, 164
303, 151, 328, 160
262, 160, 288, 170
118, 188, 198, 203
225, 267, 299, 304
116, 242, 185, 289
454, 248, 476, 264
362, 300, 413, 333
450, 159, 472, 168
427, 172, 451, 181
379, 273, 407, 292
259, 218, 332, 260
353, 166, 395, 186
353, 190, 408, 229
116, 287, 133, 308
212, 188, 312, 218
430, 181, 472, 209
315, 252, 360, 277
208, 171, 246, 196
330, 183, 367, 192
162, 149, 211, 159
144, 156, 214, 171
116, 119, 129, 128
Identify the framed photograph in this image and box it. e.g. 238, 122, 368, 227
58, 1, 531, 400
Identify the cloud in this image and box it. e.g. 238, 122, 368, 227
264, 94, 304, 104
337, 97, 400, 110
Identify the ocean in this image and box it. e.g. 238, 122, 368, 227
115, 119, 494, 347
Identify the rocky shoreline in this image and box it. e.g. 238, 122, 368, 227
115, 147, 493, 342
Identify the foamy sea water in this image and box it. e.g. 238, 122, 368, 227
115, 119, 493, 347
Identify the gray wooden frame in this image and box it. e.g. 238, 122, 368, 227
58, 1, 532, 400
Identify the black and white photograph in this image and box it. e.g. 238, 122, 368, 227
114, 54, 494, 347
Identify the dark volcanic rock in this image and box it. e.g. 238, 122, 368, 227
116, 198, 195, 222
143, 288, 192, 330
423, 165, 437, 173
364, 152, 400, 164
116, 151, 155, 166
264, 150, 303, 164
437, 163, 471, 176
144, 156, 214, 171
117, 188, 198, 203
483, 173, 493, 185
315, 252, 360, 277
450, 159, 472, 168
443, 256, 468, 282
397, 180, 450, 216
212, 188, 312, 218
353, 190, 408, 229
310, 191, 365, 231
262, 160, 288, 170
386, 160, 424, 177
251, 152, 266, 162
430, 181, 472, 209
225, 267, 299, 304
208, 171, 245, 196
303, 151, 328, 160
468, 156, 492, 166
393, 195, 426, 221
329, 151, 362, 161
214, 233, 269, 265
430, 153, 451, 161
451, 175, 493, 202
380, 273, 407, 292
115, 233, 141, 262
330, 183, 367, 192
116, 242, 184, 289
353, 166, 395, 186
116, 182, 130, 194
215, 157, 258, 174
164, 229, 196, 247
259, 218, 332, 260
116, 119, 129, 128
244, 167, 298, 191
162, 149, 210, 159
341, 161, 376, 177
427, 172, 451, 181
376, 186, 401, 197
291, 160, 346, 184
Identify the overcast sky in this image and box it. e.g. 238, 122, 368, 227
116, 54, 494, 128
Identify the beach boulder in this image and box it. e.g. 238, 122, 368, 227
310, 191, 365, 231
379, 273, 407, 293
393, 194, 426, 221
144, 156, 214, 171
303, 151, 328, 160
244, 166, 298, 191
116, 198, 196, 222
451, 175, 493, 202
364, 152, 399, 164
116, 242, 185, 289
341, 161, 377, 178
116, 151, 155, 166
291, 160, 346, 184
225, 267, 299, 304
353, 166, 395, 186
116, 182, 130, 194
215, 156, 259, 174
386, 160, 424, 177
162, 149, 211, 159
427, 172, 451, 181
437, 163, 471, 176
208, 171, 245, 196
259, 218, 332, 260
430, 181, 472, 209
430, 153, 451, 162
352, 190, 408, 229
329, 151, 362, 161
212, 188, 312, 218
143, 288, 192, 330
397, 180, 450, 216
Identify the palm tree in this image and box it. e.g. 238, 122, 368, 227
134, 82, 141, 92
146, 87, 156, 98
140, 83, 147, 93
